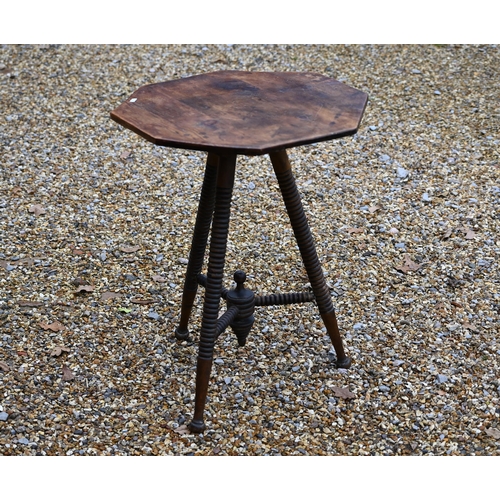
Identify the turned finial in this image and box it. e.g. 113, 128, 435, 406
234, 270, 246, 289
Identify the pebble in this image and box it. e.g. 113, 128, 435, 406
0, 412, 8, 421
436, 375, 448, 384
397, 167, 409, 178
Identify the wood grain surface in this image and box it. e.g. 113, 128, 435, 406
111, 71, 368, 155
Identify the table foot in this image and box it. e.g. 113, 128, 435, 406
190, 356, 213, 434
322, 310, 351, 368
174, 326, 190, 341
188, 418, 206, 434
336, 356, 352, 369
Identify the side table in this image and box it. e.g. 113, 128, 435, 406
111, 71, 368, 433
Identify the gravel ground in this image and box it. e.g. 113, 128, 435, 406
0, 44, 499, 456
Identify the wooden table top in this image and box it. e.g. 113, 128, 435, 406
111, 71, 368, 155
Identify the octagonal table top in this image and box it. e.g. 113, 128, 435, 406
110, 71, 368, 155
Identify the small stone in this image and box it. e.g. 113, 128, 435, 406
434, 90, 441, 95
224, 377, 232, 384
379, 385, 390, 392
0, 412, 8, 421
18, 437, 30, 445
147, 311, 160, 320
125, 274, 137, 281
422, 192, 431, 202
353, 323, 364, 330
397, 167, 409, 178
248, 182, 256, 190
178, 258, 189, 265
380, 154, 391, 162
214, 358, 224, 365
369, 125, 377, 131
436, 374, 448, 384
72, 277, 89, 287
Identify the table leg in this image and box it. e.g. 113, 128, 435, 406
175, 153, 219, 340
269, 150, 351, 369
189, 154, 237, 433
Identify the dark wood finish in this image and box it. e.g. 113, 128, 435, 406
225, 271, 256, 347
111, 71, 367, 155
189, 154, 236, 433
175, 153, 218, 340
269, 150, 351, 369
110, 71, 368, 433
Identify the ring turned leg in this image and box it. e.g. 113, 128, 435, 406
269, 150, 351, 369
189, 154, 237, 433
175, 153, 219, 340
